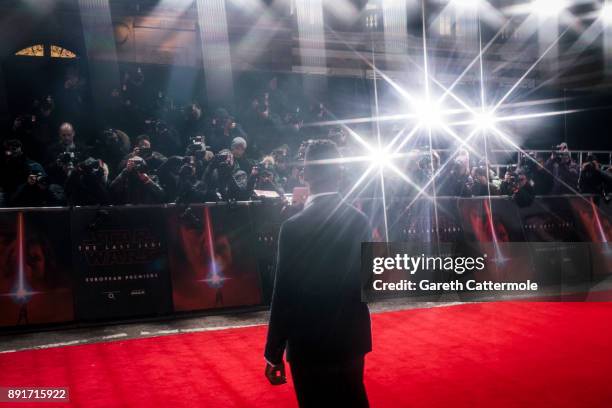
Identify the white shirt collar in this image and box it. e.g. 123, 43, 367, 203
304, 192, 338, 208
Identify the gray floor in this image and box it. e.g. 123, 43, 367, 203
0, 298, 462, 354
3, 278, 608, 354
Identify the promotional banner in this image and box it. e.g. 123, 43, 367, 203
2, 195, 610, 329
569, 196, 612, 243
354, 197, 465, 242
386, 197, 464, 243
71, 206, 173, 321
519, 197, 598, 285
519, 197, 582, 242
167, 204, 262, 312
568, 196, 612, 279
0, 209, 74, 328
456, 198, 535, 283
250, 202, 283, 303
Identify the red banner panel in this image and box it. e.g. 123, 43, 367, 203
168, 205, 262, 312
0, 209, 74, 328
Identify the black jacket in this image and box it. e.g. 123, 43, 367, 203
265, 193, 372, 364
109, 170, 165, 205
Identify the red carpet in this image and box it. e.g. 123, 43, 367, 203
1, 302, 612, 407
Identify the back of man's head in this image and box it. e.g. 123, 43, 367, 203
303, 139, 341, 194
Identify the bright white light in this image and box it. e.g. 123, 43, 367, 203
369, 148, 389, 168
453, 0, 479, 9
602, 2, 612, 24
473, 111, 497, 131
531, 0, 568, 17
416, 99, 445, 128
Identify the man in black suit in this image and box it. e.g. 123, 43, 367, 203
264, 139, 372, 407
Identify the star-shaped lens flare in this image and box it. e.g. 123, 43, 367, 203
302, 0, 597, 243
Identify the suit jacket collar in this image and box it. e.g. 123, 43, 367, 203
304, 192, 342, 209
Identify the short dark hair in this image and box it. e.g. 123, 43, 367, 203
303, 139, 342, 190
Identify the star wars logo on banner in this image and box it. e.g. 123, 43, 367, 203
71, 206, 172, 320
0, 209, 74, 328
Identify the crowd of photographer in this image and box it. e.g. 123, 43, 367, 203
388, 143, 611, 206
0, 67, 611, 208
0, 70, 314, 207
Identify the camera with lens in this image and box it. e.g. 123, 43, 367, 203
213, 150, 233, 169
186, 135, 206, 155
57, 151, 76, 167
79, 157, 103, 177
256, 161, 273, 175
502, 165, 520, 192
550, 144, 570, 163
28, 172, 49, 186
133, 160, 147, 173
185, 136, 210, 163
136, 146, 152, 158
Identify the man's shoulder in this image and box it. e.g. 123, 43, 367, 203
285, 199, 368, 228
280, 210, 302, 231
331, 199, 369, 226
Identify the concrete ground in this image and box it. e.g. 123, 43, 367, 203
2, 278, 608, 354
0, 298, 461, 354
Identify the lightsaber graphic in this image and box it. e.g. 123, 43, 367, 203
483, 200, 508, 266
7, 213, 39, 305
590, 198, 609, 244
0, 213, 41, 325
199, 207, 229, 293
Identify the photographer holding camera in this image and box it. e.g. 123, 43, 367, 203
174, 159, 208, 204
202, 149, 252, 201
471, 163, 501, 197
9, 169, 65, 207
0, 139, 47, 206
64, 157, 111, 206
579, 154, 607, 196
119, 135, 166, 172
109, 156, 165, 204
437, 153, 473, 197
155, 134, 213, 203
500, 165, 535, 207
45, 123, 86, 164
231, 137, 253, 174
185, 135, 214, 178
92, 128, 131, 177
45, 123, 89, 186
523, 152, 554, 196
251, 155, 284, 197
546, 143, 579, 194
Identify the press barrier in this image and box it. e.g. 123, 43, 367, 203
0, 195, 610, 329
